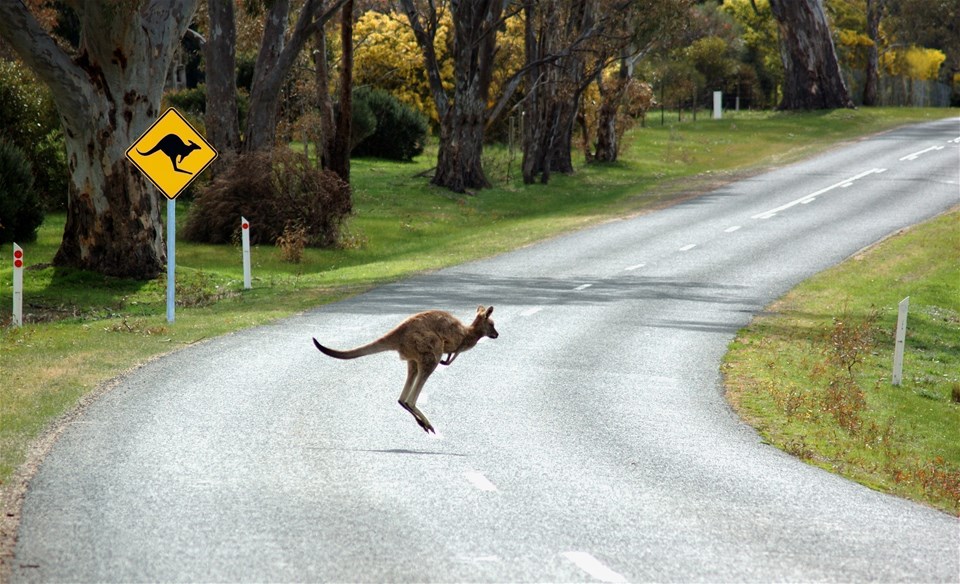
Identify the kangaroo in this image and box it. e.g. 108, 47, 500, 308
313, 306, 499, 434
137, 133, 201, 174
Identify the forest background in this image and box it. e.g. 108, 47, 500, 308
0, 0, 956, 280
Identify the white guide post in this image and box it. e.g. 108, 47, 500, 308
892, 296, 909, 386
12, 243, 24, 327
167, 198, 176, 323
713, 91, 722, 119
241, 217, 252, 290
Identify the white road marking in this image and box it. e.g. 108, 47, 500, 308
455, 554, 500, 564
949, 137, 960, 144
520, 306, 543, 317
562, 551, 627, 583
464, 471, 497, 492
679, 244, 696, 251
900, 145, 944, 161
724, 225, 742, 233
624, 263, 646, 271
574, 284, 593, 291
752, 168, 886, 219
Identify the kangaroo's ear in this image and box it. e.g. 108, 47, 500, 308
477, 305, 486, 315
485, 306, 494, 317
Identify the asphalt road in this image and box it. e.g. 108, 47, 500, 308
12, 119, 960, 582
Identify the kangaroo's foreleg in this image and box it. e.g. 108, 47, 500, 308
440, 352, 458, 366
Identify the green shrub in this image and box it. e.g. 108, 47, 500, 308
340, 94, 378, 151
0, 59, 68, 211
164, 85, 207, 115
0, 138, 43, 244
184, 148, 352, 248
352, 88, 427, 161
32, 130, 69, 211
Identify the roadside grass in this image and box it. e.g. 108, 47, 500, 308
724, 209, 960, 515
0, 107, 956, 491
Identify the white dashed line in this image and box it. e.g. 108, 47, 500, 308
752, 168, 886, 219
574, 284, 593, 291
624, 263, 646, 271
900, 145, 944, 161
562, 551, 627, 583
724, 225, 742, 233
520, 306, 543, 317
464, 471, 497, 492
679, 244, 696, 252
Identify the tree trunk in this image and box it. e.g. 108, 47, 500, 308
329, 0, 354, 182
400, 0, 503, 192
593, 77, 622, 162
769, 0, 854, 110
0, 2, 197, 279
863, 0, 883, 106
243, 0, 350, 153
594, 51, 637, 163
522, 0, 594, 183
205, 0, 241, 157
546, 98, 580, 174
313, 27, 335, 168
244, 0, 289, 152
435, 90, 490, 192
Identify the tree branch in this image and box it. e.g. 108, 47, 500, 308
0, 1, 91, 116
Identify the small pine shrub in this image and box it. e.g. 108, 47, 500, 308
0, 138, 43, 244
184, 148, 351, 248
352, 88, 428, 161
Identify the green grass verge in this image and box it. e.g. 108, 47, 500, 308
0, 107, 957, 492
724, 209, 960, 515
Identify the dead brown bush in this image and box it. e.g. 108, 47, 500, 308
184, 148, 351, 247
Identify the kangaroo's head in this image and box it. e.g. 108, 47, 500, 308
187, 140, 201, 152
473, 305, 499, 339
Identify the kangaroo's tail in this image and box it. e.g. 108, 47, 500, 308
312, 337, 392, 360
137, 145, 161, 156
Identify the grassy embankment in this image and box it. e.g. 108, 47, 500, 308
0, 107, 956, 494
725, 209, 960, 514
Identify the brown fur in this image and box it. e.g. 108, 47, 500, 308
313, 305, 499, 433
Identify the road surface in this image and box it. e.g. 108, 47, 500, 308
11, 118, 960, 582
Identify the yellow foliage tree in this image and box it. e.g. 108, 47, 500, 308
882, 46, 946, 80
353, 10, 453, 125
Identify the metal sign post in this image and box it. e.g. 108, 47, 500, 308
125, 107, 218, 324
167, 199, 176, 323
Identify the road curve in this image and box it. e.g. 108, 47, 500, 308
11, 119, 960, 582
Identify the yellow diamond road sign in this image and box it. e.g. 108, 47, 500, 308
126, 107, 218, 200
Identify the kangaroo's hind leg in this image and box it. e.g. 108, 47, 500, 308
398, 360, 433, 433
408, 355, 439, 433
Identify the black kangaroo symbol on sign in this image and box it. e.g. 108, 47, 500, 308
137, 134, 201, 174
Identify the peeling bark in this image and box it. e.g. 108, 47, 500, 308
0, 1, 197, 279
863, 0, 883, 106
769, 0, 854, 110
205, 0, 241, 156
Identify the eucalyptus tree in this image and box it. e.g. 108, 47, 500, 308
767, 0, 853, 109
399, 0, 508, 193
0, 1, 198, 278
